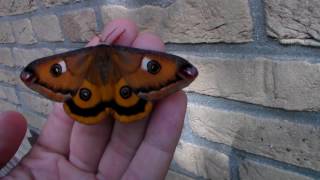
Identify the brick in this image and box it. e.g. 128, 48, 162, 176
61, 8, 97, 42
41, 0, 80, 7
0, 48, 14, 66
0, 86, 18, 104
165, 171, 193, 180
19, 91, 53, 115
0, 99, 17, 112
173, 141, 229, 180
239, 160, 313, 180
0, 69, 18, 85
101, 5, 166, 37
185, 55, 267, 105
184, 55, 320, 111
0, 0, 37, 16
55, 48, 71, 54
270, 61, 320, 110
101, 0, 253, 43
0, 21, 15, 43
11, 19, 37, 44
266, 0, 320, 46
31, 15, 64, 42
20, 109, 47, 129
13, 48, 53, 67
188, 103, 320, 171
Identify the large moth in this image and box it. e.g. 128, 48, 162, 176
20, 45, 198, 124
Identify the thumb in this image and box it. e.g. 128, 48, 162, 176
0, 111, 27, 168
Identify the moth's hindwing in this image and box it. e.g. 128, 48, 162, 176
63, 80, 109, 124
112, 78, 153, 123
63, 78, 153, 124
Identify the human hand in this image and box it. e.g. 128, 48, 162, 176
0, 19, 187, 180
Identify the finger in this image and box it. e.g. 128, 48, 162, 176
36, 103, 74, 155
122, 91, 187, 180
131, 32, 165, 50
0, 111, 27, 168
69, 120, 113, 173
69, 19, 139, 172
97, 32, 165, 179
87, 19, 138, 47
96, 119, 147, 179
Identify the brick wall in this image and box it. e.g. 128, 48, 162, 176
0, 0, 320, 179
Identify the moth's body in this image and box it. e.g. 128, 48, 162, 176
20, 45, 198, 124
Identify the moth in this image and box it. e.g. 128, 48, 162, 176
20, 45, 198, 124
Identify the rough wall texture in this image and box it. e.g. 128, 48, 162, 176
266, 0, 320, 46
0, 0, 319, 179
101, 0, 252, 43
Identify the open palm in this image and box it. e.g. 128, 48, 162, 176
0, 19, 186, 180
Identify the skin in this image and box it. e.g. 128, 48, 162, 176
0, 19, 187, 180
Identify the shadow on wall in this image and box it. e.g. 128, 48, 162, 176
173, 97, 320, 179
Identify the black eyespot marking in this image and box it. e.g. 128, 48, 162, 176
79, 88, 91, 101
50, 63, 62, 77
120, 86, 132, 99
147, 60, 161, 74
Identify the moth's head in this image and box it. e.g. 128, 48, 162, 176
121, 51, 198, 100
20, 50, 92, 102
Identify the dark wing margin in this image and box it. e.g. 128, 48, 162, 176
64, 98, 148, 117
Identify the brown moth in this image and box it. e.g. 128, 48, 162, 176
20, 45, 198, 124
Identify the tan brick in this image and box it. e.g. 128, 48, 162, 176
0, 86, 18, 104
11, 19, 37, 44
41, 0, 80, 7
13, 48, 53, 67
166, 171, 193, 180
173, 141, 229, 180
31, 15, 64, 42
271, 61, 320, 111
188, 103, 320, 171
184, 55, 320, 111
0, 48, 14, 66
101, 0, 253, 43
0, 69, 18, 85
0, 0, 37, 16
0, 21, 15, 43
0, 99, 17, 112
185, 55, 266, 105
239, 160, 313, 180
61, 8, 97, 42
101, 5, 166, 37
19, 92, 53, 115
55, 48, 71, 54
266, 0, 320, 46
